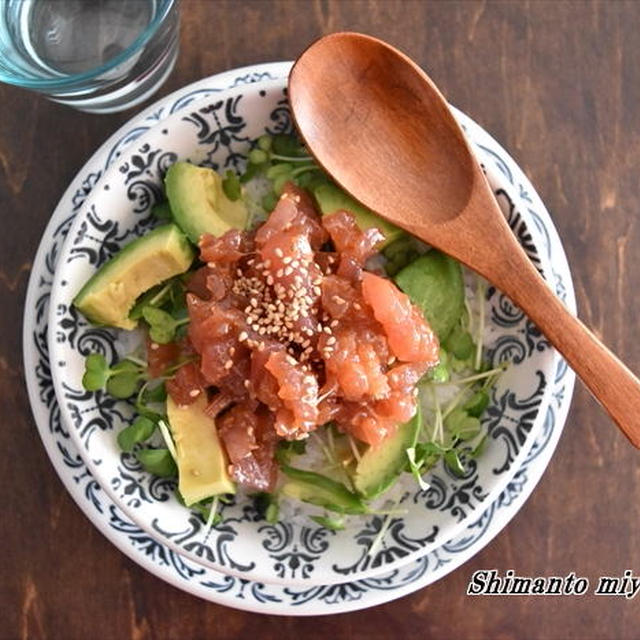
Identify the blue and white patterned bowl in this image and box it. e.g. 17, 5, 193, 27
46, 76, 560, 587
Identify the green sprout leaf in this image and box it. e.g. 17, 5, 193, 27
443, 325, 475, 360
310, 514, 346, 531
265, 502, 279, 524
271, 134, 306, 157
248, 148, 269, 165
221, 169, 242, 201
444, 408, 482, 441
406, 447, 430, 491
142, 382, 167, 403
463, 389, 490, 418
82, 354, 146, 397
265, 162, 293, 180
257, 134, 273, 151
142, 306, 188, 344
151, 201, 173, 222
253, 492, 279, 523
136, 448, 177, 477
427, 348, 449, 383
444, 450, 466, 477
117, 416, 157, 452
261, 191, 278, 212
82, 353, 110, 391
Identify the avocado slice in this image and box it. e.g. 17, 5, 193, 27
166, 394, 235, 506
73, 224, 194, 330
313, 183, 404, 248
393, 250, 465, 341
281, 464, 368, 515
165, 161, 248, 243
353, 405, 422, 499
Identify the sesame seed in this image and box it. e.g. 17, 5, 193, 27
189, 389, 201, 397
224, 360, 233, 370
313, 286, 322, 296
333, 295, 346, 305
327, 336, 337, 345
238, 331, 248, 342
276, 269, 284, 278
323, 326, 332, 334
353, 303, 361, 310
230, 347, 236, 356
150, 343, 159, 351
283, 256, 292, 265
264, 259, 271, 268
284, 266, 293, 276
275, 248, 284, 258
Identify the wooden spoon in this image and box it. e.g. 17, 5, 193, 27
289, 31, 640, 447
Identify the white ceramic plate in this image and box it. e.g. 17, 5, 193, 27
24, 63, 575, 614
44, 63, 567, 588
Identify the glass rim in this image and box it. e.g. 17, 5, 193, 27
0, 0, 178, 89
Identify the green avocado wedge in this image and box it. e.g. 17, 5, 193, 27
353, 405, 423, 500
393, 250, 465, 341
281, 465, 368, 515
166, 394, 235, 506
73, 224, 194, 330
165, 161, 248, 243
313, 183, 404, 248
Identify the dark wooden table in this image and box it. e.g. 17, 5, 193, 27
3, 1, 640, 638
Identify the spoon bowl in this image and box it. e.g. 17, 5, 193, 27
289, 31, 640, 447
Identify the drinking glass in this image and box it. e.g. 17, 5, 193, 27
0, 0, 180, 113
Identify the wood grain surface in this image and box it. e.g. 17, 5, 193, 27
2, 1, 640, 638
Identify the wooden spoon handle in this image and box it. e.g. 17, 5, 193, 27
486, 229, 640, 448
